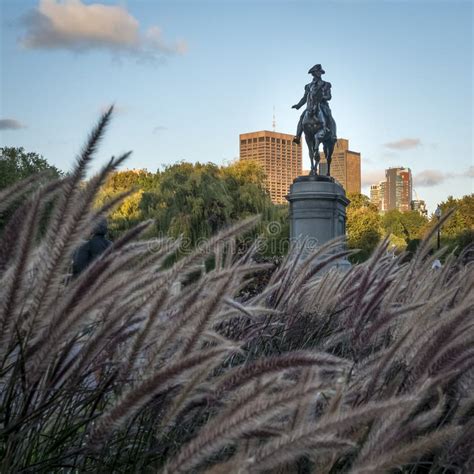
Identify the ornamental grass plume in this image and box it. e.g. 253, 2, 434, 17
1, 108, 473, 473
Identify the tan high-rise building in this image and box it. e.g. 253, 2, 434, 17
239, 130, 302, 204
320, 138, 361, 194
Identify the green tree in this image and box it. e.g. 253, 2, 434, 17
380, 209, 428, 252
347, 193, 378, 212
432, 194, 474, 254
382, 210, 407, 241
220, 160, 271, 218
400, 210, 428, 240
0, 147, 64, 232
438, 195, 473, 239
95, 161, 289, 256
0, 147, 63, 189
95, 169, 155, 237
151, 162, 233, 242
346, 193, 383, 262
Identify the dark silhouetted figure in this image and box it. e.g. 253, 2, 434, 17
291, 64, 337, 176
72, 218, 111, 276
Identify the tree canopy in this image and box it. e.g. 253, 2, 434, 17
96, 161, 288, 256
432, 194, 474, 255
346, 193, 383, 262
0, 147, 63, 189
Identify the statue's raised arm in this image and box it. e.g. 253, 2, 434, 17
292, 84, 310, 110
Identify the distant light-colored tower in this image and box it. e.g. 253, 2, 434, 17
320, 138, 361, 194
379, 181, 388, 212
370, 181, 389, 211
411, 199, 428, 217
370, 184, 381, 209
239, 130, 302, 204
386, 167, 412, 212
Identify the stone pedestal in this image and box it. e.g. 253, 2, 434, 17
286, 175, 350, 253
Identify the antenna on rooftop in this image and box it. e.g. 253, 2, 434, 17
272, 106, 276, 132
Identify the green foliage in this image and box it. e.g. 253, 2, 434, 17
346, 194, 430, 261
258, 204, 289, 256
347, 207, 383, 262
150, 162, 234, 242
346, 193, 383, 262
98, 160, 288, 255
0, 147, 63, 189
95, 169, 156, 235
382, 209, 427, 242
433, 194, 474, 254
381, 209, 429, 256
382, 210, 408, 240
399, 210, 428, 240
0, 147, 64, 231
347, 192, 378, 212
387, 232, 407, 253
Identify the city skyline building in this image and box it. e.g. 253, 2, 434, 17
385, 167, 413, 212
398, 168, 413, 212
370, 184, 381, 210
411, 199, 428, 217
319, 138, 361, 194
380, 181, 388, 212
239, 130, 302, 204
370, 181, 388, 212
370, 167, 413, 213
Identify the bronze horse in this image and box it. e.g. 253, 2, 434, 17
302, 87, 337, 177
292, 64, 338, 177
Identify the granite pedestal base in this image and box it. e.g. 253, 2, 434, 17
286, 175, 350, 266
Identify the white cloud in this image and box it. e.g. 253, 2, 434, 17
20, 0, 187, 59
145, 26, 187, 55
414, 169, 447, 187
384, 138, 421, 150
0, 119, 26, 130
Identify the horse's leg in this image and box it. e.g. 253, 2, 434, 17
305, 132, 315, 175
326, 138, 336, 177
323, 141, 328, 175
313, 134, 321, 175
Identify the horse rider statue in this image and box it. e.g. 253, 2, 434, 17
291, 64, 337, 176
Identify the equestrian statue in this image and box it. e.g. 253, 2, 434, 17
292, 64, 337, 177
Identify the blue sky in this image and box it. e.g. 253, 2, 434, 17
1, 0, 472, 212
